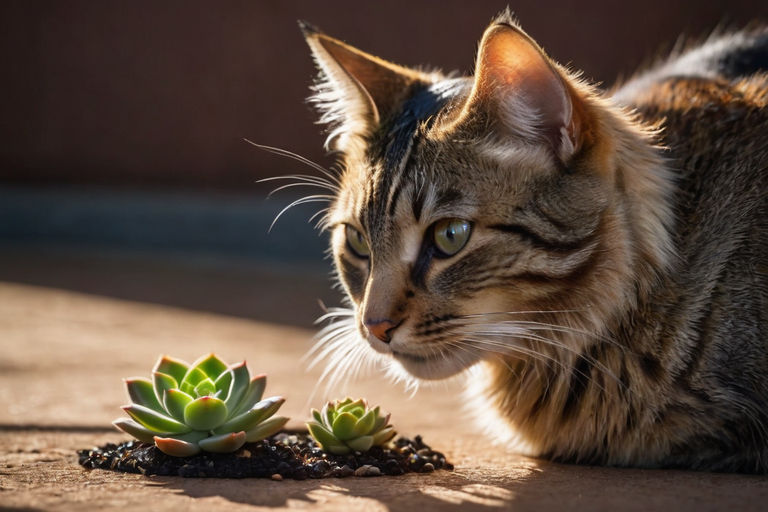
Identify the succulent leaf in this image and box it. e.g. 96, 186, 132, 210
338, 398, 366, 415
224, 362, 251, 413
173, 430, 210, 444
163, 388, 194, 422
198, 431, 247, 453
115, 353, 288, 457
154, 436, 201, 457
125, 377, 162, 411
213, 369, 233, 396
152, 372, 177, 407
326, 444, 352, 455
372, 426, 396, 445
212, 396, 284, 434
244, 415, 289, 442
112, 418, 160, 443
194, 377, 216, 397
307, 398, 395, 455
331, 412, 358, 441
307, 422, 347, 451
123, 404, 191, 434
352, 408, 376, 436
346, 435, 374, 452
153, 355, 188, 385
179, 367, 207, 395
322, 403, 334, 428
183, 396, 228, 431
190, 353, 229, 381
233, 374, 267, 415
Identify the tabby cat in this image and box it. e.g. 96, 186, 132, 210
293, 10, 768, 472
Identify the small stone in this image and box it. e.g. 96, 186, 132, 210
420, 463, 435, 473
238, 449, 252, 458
311, 460, 331, 477
354, 465, 382, 477
335, 464, 354, 478
271, 473, 283, 481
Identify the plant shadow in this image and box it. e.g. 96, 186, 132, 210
149, 468, 527, 511
146, 454, 768, 512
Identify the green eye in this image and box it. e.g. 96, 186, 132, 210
345, 225, 370, 258
433, 218, 471, 257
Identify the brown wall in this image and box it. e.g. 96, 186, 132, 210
1, 0, 765, 190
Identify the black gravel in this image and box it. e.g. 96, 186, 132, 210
78, 432, 453, 479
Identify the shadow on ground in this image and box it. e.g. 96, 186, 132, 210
0, 245, 341, 328
0, 185, 342, 328
149, 470, 531, 511
147, 455, 768, 512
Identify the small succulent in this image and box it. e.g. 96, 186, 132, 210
306, 398, 396, 455
113, 353, 289, 457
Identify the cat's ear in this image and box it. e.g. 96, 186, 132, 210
300, 21, 427, 153
465, 19, 586, 162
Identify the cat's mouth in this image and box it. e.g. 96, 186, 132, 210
390, 347, 479, 380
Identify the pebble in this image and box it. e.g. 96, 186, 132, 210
271, 473, 283, 481
354, 465, 382, 477
311, 460, 331, 478
333, 464, 354, 478
420, 463, 435, 473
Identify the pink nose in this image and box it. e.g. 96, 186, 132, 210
365, 319, 398, 343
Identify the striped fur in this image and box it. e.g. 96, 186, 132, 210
301, 12, 768, 472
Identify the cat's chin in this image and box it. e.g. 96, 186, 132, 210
391, 349, 479, 380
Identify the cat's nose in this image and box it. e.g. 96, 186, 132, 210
365, 318, 399, 343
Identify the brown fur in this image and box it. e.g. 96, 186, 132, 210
298, 12, 768, 472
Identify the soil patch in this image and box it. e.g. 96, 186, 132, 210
78, 432, 453, 479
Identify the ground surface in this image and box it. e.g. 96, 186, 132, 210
3, 276, 768, 511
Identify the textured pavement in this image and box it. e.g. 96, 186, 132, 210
2, 280, 768, 511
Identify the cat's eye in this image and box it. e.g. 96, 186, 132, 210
432, 218, 471, 257
345, 225, 370, 258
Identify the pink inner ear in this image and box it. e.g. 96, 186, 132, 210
471, 24, 577, 155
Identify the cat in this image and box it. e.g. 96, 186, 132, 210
290, 9, 768, 472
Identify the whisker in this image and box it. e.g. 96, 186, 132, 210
458, 336, 611, 395
245, 140, 341, 186
268, 194, 334, 232
265, 181, 336, 197
458, 332, 623, 394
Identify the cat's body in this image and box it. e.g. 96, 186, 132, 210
298, 12, 768, 472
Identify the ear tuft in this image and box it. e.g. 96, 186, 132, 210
297, 19, 320, 37
490, 6, 519, 28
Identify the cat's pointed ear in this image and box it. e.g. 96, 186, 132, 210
465, 19, 586, 161
300, 21, 427, 153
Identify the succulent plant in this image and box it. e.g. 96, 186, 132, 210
113, 353, 289, 457
306, 398, 396, 455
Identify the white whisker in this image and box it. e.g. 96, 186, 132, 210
245, 140, 341, 186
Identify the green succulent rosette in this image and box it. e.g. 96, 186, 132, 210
113, 353, 289, 457
306, 398, 396, 455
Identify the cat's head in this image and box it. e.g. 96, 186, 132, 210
301, 12, 672, 383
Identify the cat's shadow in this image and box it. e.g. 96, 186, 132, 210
147, 467, 530, 511
146, 458, 766, 510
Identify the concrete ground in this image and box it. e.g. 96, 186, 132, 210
2, 252, 768, 511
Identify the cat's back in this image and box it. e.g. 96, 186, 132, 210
614, 26, 767, 265
611, 27, 768, 471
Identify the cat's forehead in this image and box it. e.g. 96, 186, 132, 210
331, 75, 556, 235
